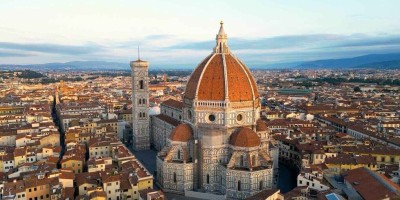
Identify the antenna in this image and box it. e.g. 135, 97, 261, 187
137, 46, 140, 60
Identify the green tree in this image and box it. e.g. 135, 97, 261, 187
353, 86, 362, 92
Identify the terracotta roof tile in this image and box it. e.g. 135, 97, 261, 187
256, 119, 267, 132
161, 99, 184, 110
169, 124, 193, 142
154, 114, 180, 126
197, 54, 225, 100
344, 167, 400, 200
230, 127, 260, 147
184, 55, 212, 100
184, 53, 258, 102
225, 54, 256, 101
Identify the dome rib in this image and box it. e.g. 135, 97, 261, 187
184, 54, 212, 100
232, 55, 257, 101
222, 53, 229, 100
195, 53, 217, 100
197, 54, 225, 100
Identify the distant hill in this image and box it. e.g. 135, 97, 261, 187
40, 61, 129, 70
2, 53, 400, 71
253, 61, 302, 69
0, 61, 129, 71
355, 60, 400, 69
297, 53, 400, 68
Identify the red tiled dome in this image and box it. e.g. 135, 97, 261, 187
256, 119, 267, 132
184, 22, 259, 102
169, 124, 193, 142
229, 127, 260, 147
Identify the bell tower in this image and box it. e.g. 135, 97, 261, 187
130, 55, 150, 151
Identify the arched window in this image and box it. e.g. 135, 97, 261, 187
143, 99, 146, 104
139, 80, 144, 89
143, 113, 146, 118
138, 99, 142, 105
139, 112, 142, 118
177, 150, 181, 159
238, 180, 241, 191
259, 180, 263, 190
240, 155, 244, 167
188, 110, 192, 119
173, 172, 177, 183
207, 174, 210, 184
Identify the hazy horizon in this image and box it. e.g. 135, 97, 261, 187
1, 0, 400, 67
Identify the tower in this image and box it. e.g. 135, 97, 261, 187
130, 58, 150, 151
54, 84, 60, 105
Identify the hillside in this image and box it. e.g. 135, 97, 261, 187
297, 53, 400, 68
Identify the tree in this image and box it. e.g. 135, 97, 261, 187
17, 70, 45, 78
353, 86, 362, 92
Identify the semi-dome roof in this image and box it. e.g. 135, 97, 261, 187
229, 127, 260, 147
184, 22, 259, 102
169, 124, 193, 142
256, 119, 267, 132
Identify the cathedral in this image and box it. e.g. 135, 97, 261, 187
132, 22, 278, 199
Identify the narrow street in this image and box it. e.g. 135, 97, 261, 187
51, 102, 65, 167
277, 163, 298, 193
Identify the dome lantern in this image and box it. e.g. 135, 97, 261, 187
214, 21, 229, 54
184, 22, 259, 103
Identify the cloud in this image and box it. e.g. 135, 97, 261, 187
159, 33, 400, 65
331, 36, 400, 48
1, 33, 400, 67
0, 50, 32, 57
165, 33, 400, 51
0, 42, 103, 55
144, 34, 174, 40
167, 34, 346, 50
116, 34, 177, 48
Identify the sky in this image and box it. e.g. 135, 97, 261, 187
0, 0, 400, 68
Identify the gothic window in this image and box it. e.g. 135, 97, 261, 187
238, 180, 241, 191
138, 99, 141, 105
139, 112, 142, 118
188, 110, 192, 119
207, 174, 210, 184
173, 172, 177, 183
139, 80, 144, 89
